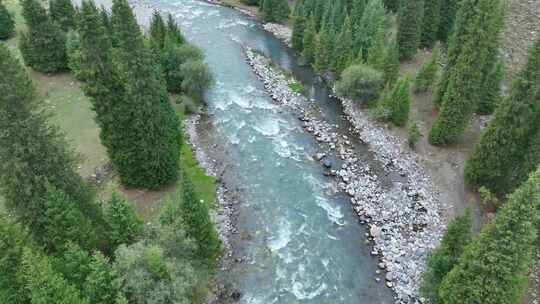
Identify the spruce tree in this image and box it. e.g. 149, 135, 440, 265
302, 15, 316, 64
0, 44, 102, 245
464, 37, 540, 194
22, 249, 89, 304
291, 1, 306, 52
52, 242, 92, 291
0, 217, 30, 304
354, 0, 387, 60
350, 0, 366, 27
428, 0, 504, 145
149, 10, 167, 52
262, 0, 289, 22
49, 0, 76, 31
438, 167, 540, 304
397, 0, 424, 60
20, 0, 68, 72
476, 53, 503, 114
379, 76, 411, 126
414, 47, 439, 93
0, 1, 14, 40
421, 0, 441, 48
166, 13, 185, 44
110, 0, 181, 189
83, 252, 120, 304
438, 0, 461, 43
333, 15, 354, 73
330, 0, 346, 32
314, 23, 332, 72
104, 193, 143, 252
181, 174, 220, 261
381, 35, 400, 85
420, 210, 471, 303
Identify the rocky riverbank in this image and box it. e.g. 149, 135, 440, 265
245, 48, 445, 304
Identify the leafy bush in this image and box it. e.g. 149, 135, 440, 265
162, 44, 204, 93
336, 64, 384, 104
180, 60, 213, 101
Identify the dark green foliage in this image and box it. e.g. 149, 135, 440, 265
261, 0, 289, 22
181, 174, 220, 261
414, 47, 439, 93
438, 0, 461, 43
149, 10, 167, 51
166, 13, 185, 45
291, 1, 305, 52
0, 1, 14, 40
354, 0, 387, 61
110, 0, 181, 189
336, 64, 384, 104
22, 249, 89, 304
0, 217, 30, 304
350, 0, 366, 27
438, 168, 540, 303
104, 193, 143, 252
20, 0, 67, 72
40, 187, 98, 252
367, 28, 387, 70
429, 0, 504, 145
407, 120, 420, 148
66, 30, 85, 80
49, 0, 76, 31
477, 54, 503, 114
161, 43, 204, 93
397, 0, 424, 60
382, 0, 399, 12
420, 210, 471, 303
381, 35, 400, 85
314, 23, 332, 72
52, 242, 92, 291
421, 0, 441, 48
378, 76, 411, 126
0, 44, 102, 246
464, 38, 540, 195
83, 252, 120, 304
332, 15, 354, 73
241, 0, 259, 5
302, 15, 316, 64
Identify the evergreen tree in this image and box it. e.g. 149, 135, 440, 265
438, 168, 540, 304
379, 76, 411, 126
477, 53, 503, 114
40, 187, 98, 253
414, 47, 439, 93
464, 37, 540, 194
354, 0, 387, 60
66, 30, 85, 80
261, 0, 289, 22
438, 0, 461, 43
0, 217, 30, 304
161, 43, 204, 93
367, 28, 387, 70
83, 252, 120, 304
49, 0, 76, 31
312, 0, 326, 30
181, 174, 220, 261
302, 15, 316, 64
149, 10, 167, 52
110, 0, 181, 189
0, 44, 102, 245
382, 0, 400, 12
314, 23, 332, 72
397, 0, 424, 60
330, 0, 346, 32
22, 249, 89, 304
166, 13, 185, 44
428, 0, 504, 145
350, 0, 366, 27
420, 210, 471, 303
421, 0, 441, 48
515, 129, 540, 190
52, 242, 92, 291
20, 0, 68, 72
381, 35, 400, 85
333, 15, 354, 73
104, 193, 143, 252
291, 1, 306, 52
100, 5, 112, 37
0, 1, 14, 40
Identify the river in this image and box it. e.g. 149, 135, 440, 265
143, 0, 394, 303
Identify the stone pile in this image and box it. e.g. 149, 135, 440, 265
246, 48, 446, 304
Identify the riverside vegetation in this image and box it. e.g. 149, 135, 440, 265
0, 0, 219, 303
239, 0, 539, 303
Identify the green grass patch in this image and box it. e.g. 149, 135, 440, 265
288, 80, 304, 94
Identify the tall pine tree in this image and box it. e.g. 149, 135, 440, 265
302, 15, 316, 64
354, 0, 387, 61
397, 0, 424, 60
0, 43, 102, 246
109, 0, 182, 189
49, 0, 76, 31
438, 0, 461, 43
464, 37, 540, 194
429, 0, 504, 145
291, 0, 306, 52
421, 0, 441, 48
439, 167, 540, 304
0, 1, 14, 40
333, 15, 355, 73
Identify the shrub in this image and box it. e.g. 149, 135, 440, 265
180, 60, 213, 101
104, 193, 143, 252
162, 43, 204, 93
378, 76, 411, 126
408, 120, 420, 148
336, 64, 384, 104
414, 47, 439, 93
